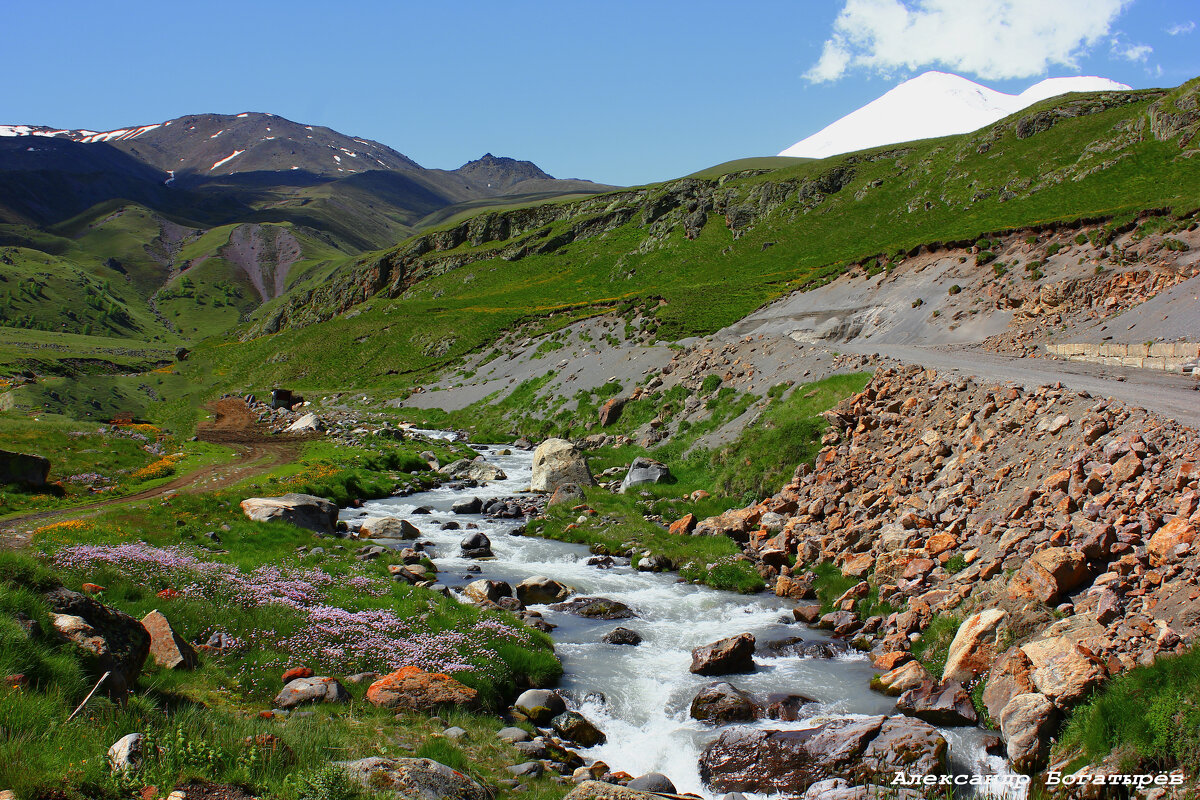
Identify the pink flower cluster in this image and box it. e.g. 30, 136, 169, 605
52, 543, 534, 678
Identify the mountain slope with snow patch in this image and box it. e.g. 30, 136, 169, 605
779, 72, 1130, 159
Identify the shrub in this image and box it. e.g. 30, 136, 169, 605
911, 298, 924, 308
700, 374, 722, 394
948, 285, 962, 295
1046, 243, 1062, 256
1075, 232, 1089, 245
975, 251, 996, 266
975, 238, 992, 250
1164, 238, 1190, 252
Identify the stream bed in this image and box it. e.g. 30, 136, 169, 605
342, 441, 1024, 799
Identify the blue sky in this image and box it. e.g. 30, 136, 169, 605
4, 0, 1198, 185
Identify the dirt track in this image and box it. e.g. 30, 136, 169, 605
0, 399, 303, 550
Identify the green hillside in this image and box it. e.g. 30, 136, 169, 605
178, 80, 1200, 398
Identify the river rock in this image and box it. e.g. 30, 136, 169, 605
516, 576, 572, 605
140, 609, 198, 670
338, 756, 487, 800
46, 587, 149, 699
601, 627, 642, 645
872, 660, 931, 696
896, 680, 978, 726
514, 689, 566, 723
239, 493, 338, 534
462, 579, 513, 604
274, 676, 350, 709
451, 497, 483, 515
551, 597, 637, 619
698, 717, 946, 795
942, 609, 1007, 683
531, 439, 595, 492
690, 682, 762, 723
360, 517, 420, 540
552, 711, 607, 746
627, 773, 676, 793
619, 457, 673, 493
691, 633, 756, 676
763, 692, 817, 721
999, 693, 1057, 774
440, 459, 507, 483
497, 726, 531, 743
460, 531, 493, 558
0, 449, 50, 486
565, 782, 665, 800
366, 666, 478, 711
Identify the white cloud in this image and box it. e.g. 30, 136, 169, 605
1112, 39, 1153, 62
1166, 21, 1195, 35
805, 0, 1135, 83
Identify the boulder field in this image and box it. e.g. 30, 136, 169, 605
691, 363, 1200, 774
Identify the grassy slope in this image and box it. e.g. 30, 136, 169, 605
188, 84, 1200, 400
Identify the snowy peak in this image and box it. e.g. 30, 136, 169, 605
779, 71, 1131, 159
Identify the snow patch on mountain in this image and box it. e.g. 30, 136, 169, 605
779, 72, 1131, 159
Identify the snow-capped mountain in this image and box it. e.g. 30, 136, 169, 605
779, 71, 1131, 159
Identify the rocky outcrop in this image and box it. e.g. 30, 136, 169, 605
0, 449, 50, 487
140, 610, 198, 670
46, 588, 149, 698
531, 439, 595, 492
698, 716, 946, 795
239, 493, 338, 534
338, 757, 487, 800
365, 666, 478, 712
690, 633, 756, 676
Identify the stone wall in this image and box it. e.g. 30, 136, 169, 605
1048, 341, 1199, 372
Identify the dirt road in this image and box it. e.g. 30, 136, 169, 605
0, 399, 303, 550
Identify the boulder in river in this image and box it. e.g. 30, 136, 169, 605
531, 439, 595, 492
551, 597, 637, 620
239, 493, 338, 534
441, 459, 507, 483
619, 457, 673, 493
895, 680, 978, 726
451, 497, 483, 515
516, 576, 572, 605
552, 710, 607, 746
460, 531, 493, 558
360, 516, 421, 540
462, 579, 513, 605
689, 682, 762, 723
626, 774, 676, 793
690, 633, 756, 676
698, 716, 946, 795
762, 692, 817, 721
564, 782, 665, 800
601, 627, 642, 646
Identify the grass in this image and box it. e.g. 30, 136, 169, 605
910, 615, 963, 677
1058, 646, 1200, 774
0, 432, 569, 798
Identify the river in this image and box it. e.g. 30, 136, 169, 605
342, 440, 1024, 799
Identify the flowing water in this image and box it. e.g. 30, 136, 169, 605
343, 441, 1026, 799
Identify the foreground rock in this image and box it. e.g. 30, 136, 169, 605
338, 757, 487, 800
550, 597, 636, 619
46, 588, 149, 698
690, 633, 756, 676
689, 682, 761, 723
619, 457, 673, 493
999, 692, 1058, 773
564, 782, 662, 800
284, 413, 324, 433
514, 689, 566, 723
0, 449, 50, 486
140, 610, 198, 670
698, 716, 946, 795
359, 516, 420, 540
895, 680, 977, 726
942, 609, 1006, 683
239, 493, 338, 534
516, 575, 572, 605
274, 676, 350, 709
366, 666, 478, 712
531, 438, 595, 492
107, 733, 144, 773
552, 711, 607, 746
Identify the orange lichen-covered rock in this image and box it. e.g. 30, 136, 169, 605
366, 666, 478, 711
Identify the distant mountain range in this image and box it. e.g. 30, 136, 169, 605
0, 112, 611, 235
779, 71, 1131, 159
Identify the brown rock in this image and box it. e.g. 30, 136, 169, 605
982, 646, 1036, 721
1008, 547, 1088, 604
873, 660, 931, 696
1021, 637, 1106, 708
281, 666, 314, 683
365, 666, 478, 712
140, 610, 198, 670
1147, 516, 1197, 565
925, 533, 958, 557
840, 553, 875, 578
873, 651, 912, 671
999, 693, 1057, 774
598, 398, 626, 427
669, 513, 697, 535
942, 609, 1006, 683
896, 680, 978, 726
690, 633, 756, 676
1112, 453, 1144, 484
